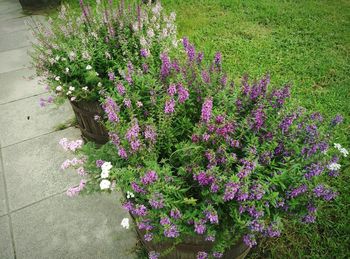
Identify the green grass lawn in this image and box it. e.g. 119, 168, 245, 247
64, 0, 350, 257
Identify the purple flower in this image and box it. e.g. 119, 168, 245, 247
131, 182, 146, 194
108, 71, 115, 81
223, 182, 239, 201
197, 251, 208, 259
140, 49, 150, 58
118, 147, 128, 159
194, 171, 214, 186
170, 208, 182, 219
210, 183, 219, 193
182, 37, 189, 49
249, 220, 264, 232
116, 83, 125, 95
280, 113, 297, 134
205, 235, 215, 242
96, 159, 105, 167
144, 125, 157, 143
164, 98, 175, 114
265, 224, 281, 237
204, 210, 219, 224
249, 184, 265, 200
213, 252, 223, 258
313, 184, 337, 201
251, 105, 265, 131
164, 224, 179, 238
144, 233, 153, 241
302, 214, 316, 223
201, 98, 213, 123
304, 163, 324, 180
160, 217, 171, 226
149, 193, 164, 209
148, 251, 160, 259
123, 98, 131, 108
133, 204, 148, 216
141, 171, 158, 185
177, 83, 189, 103
194, 221, 206, 234
102, 97, 119, 123
214, 52, 222, 66
186, 43, 196, 62
122, 201, 134, 212
108, 132, 120, 146
197, 52, 204, 64
243, 234, 257, 248
126, 121, 140, 141
167, 83, 177, 96
288, 184, 307, 198
142, 63, 149, 73
137, 220, 153, 231
160, 52, 171, 79
201, 70, 211, 84
331, 114, 343, 126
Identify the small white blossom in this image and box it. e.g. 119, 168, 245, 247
101, 162, 113, 172
327, 163, 341, 171
65, 67, 70, 73
55, 76, 60, 81
340, 147, 348, 157
66, 90, 72, 95
55, 55, 60, 61
147, 28, 155, 38
70, 96, 76, 101
61, 57, 67, 61
126, 191, 135, 199
86, 65, 92, 70
82, 86, 88, 91
100, 179, 111, 190
136, 101, 143, 108
121, 218, 129, 229
97, 82, 102, 87
56, 86, 62, 91
101, 170, 109, 179
140, 36, 147, 47
334, 143, 342, 149
69, 86, 75, 91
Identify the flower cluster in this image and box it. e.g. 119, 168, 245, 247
30, 1, 177, 104
61, 37, 347, 258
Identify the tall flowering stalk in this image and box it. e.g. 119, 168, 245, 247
62, 37, 348, 258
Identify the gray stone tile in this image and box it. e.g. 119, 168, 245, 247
0, 47, 31, 74
0, 17, 30, 34
0, 68, 44, 105
11, 193, 137, 259
0, 95, 74, 147
2, 127, 82, 211
0, 30, 33, 52
0, 215, 14, 259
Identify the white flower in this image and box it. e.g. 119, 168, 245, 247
82, 86, 88, 91
70, 96, 76, 101
61, 57, 67, 61
55, 55, 60, 61
97, 82, 102, 87
140, 36, 147, 47
126, 191, 135, 199
121, 218, 129, 229
65, 67, 70, 73
334, 143, 342, 149
100, 179, 111, 190
86, 65, 92, 70
66, 90, 72, 95
101, 170, 109, 179
69, 86, 75, 91
147, 28, 155, 38
56, 86, 62, 91
340, 147, 348, 157
327, 163, 341, 171
101, 162, 113, 172
55, 76, 60, 81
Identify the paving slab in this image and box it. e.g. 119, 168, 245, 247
0, 47, 31, 74
0, 17, 30, 34
0, 68, 44, 105
0, 215, 15, 259
2, 127, 82, 211
11, 193, 137, 259
0, 95, 74, 147
0, 157, 7, 216
0, 29, 33, 52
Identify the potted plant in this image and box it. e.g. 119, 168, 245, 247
60, 38, 347, 258
29, 0, 178, 144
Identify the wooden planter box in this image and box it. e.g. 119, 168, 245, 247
70, 100, 109, 145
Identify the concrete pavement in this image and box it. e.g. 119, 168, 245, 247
0, 1, 136, 258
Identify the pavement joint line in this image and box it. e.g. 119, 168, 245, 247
0, 213, 9, 219
0, 91, 47, 106
0, 66, 34, 76
9, 190, 66, 215
0, 45, 31, 55
0, 42, 32, 54
0, 140, 17, 259
1, 128, 72, 149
